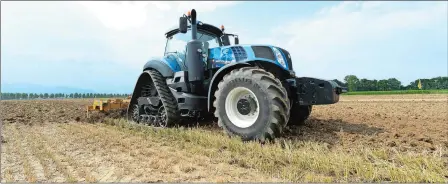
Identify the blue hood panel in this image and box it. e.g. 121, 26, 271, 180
207, 45, 287, 69
150, 44, 289, 74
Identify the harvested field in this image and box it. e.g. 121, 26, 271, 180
1, 94, 448, 182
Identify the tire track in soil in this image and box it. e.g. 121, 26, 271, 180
14, 127, 47, 182
1, 130, 12, 182
43, 122, 282, 182
37, 123, 188, 182
74, 123, 203, 182
56, 123, 199, 182
17, 123, 79, 182
1, 125, 25, 182
25, 125, 76, 182
5, 124, 37, 182
42, 123, 138, 182
9, 124, 70, 182
59, 123, 205, 182
27, 125, 94, 182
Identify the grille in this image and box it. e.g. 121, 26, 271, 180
251, 46, 275, 61
278, 48, 293, 70
230, 46, 247, 61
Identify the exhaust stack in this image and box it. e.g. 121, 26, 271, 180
185, 9, 204, 93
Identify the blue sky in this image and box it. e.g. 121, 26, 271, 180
1, 1, 447, 93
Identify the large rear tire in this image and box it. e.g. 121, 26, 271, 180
213, 67, 290, 142
287, 104, 312, 126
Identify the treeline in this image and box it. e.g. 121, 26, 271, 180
1, 76, 447, 99
333, 76, 448, 92
0, 93, 130, 100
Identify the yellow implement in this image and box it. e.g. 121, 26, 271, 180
86, 97, 130, 118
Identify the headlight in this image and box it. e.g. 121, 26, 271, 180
272, 47, 287, 68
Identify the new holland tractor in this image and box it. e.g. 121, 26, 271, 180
127, 9, 346, 142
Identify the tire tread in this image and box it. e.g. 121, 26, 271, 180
213, 66, 290, 142
147, 70, 180, 126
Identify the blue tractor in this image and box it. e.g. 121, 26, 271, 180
128, 9, 346, 142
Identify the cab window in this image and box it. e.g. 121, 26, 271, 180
165, 29, 221, 56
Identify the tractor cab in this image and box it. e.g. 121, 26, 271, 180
164, 23, 222, 65
164, 20, 239, 69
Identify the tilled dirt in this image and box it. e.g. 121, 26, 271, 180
1, 94, 448, 182
0, 99, 125, 125
285, 96, 448, 153
0, 99, 92, 125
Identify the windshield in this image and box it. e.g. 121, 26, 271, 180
165, 29, 221, 56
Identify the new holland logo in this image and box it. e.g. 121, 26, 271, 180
214, 60, 232, 65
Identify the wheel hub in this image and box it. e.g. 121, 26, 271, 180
237, 99, 251, 115
225, 87, 260, 128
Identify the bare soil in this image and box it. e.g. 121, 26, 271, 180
1, 94, 447, 182
287, 95, 448, 153
0, 99, 92, 125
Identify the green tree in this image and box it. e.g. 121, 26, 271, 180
344, 75, 359, 92
387, 78, 401, 90
377, 80, 388, 91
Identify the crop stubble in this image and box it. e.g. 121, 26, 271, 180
1, 94, 447, 182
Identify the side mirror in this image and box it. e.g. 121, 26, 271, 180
234, 36, 239, 45
179, 17, 188, 33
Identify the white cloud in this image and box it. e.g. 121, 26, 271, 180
173, 1, 238, 13
77, 1, 151, 31
76, 1, 238, 31
1, 1, 239, 69
266, 2, 447, 79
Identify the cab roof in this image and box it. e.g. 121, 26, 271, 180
165, 22, 223, 38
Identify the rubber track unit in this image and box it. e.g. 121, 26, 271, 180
213, 67, 291, 142
147, 69, 181, 126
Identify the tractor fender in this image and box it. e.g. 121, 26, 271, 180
143, 59, 175, 78
207, 62, 251, 112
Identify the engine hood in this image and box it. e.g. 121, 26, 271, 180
207, 44, 292, 70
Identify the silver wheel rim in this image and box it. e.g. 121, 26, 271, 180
225, 87, 260, 128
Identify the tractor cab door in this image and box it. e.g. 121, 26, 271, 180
165, 32, 191, 71
165, 29, 219, 71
